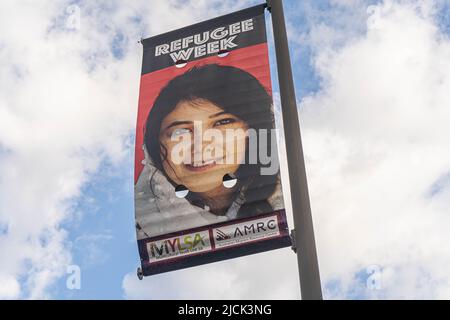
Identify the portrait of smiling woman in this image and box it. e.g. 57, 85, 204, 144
135, 64, 284, 239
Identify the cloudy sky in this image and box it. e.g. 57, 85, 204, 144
1, 0, 449, 299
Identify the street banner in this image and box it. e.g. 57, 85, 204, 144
135, 4, 291, 276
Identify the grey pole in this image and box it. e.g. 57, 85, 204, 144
267, 0, 323, 300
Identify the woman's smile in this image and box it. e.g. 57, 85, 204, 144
184, 160, 217, 172
183, 155, 226, 172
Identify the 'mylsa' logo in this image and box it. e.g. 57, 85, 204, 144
215, 229, 231, 241
233, 219, 277, 238
149, 233, 206, 259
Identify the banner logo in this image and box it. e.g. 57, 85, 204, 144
213, 215, 280, 249
215, 229, 231, 241
147, 230, 212, 262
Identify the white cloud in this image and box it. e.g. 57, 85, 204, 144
0, 274, 20, 300
122, 248, 299, 300
300, 0, 450, 299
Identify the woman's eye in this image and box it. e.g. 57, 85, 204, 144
214, 118, 236, 126
171, 128, 191, 137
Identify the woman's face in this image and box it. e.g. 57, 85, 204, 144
159, 98, 248, 193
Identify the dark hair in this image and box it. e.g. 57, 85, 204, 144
144, 64, 278, 218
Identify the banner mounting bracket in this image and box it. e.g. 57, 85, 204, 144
290, 229, 297, 253
265, 0, 272, 13
137, 267, 144, 280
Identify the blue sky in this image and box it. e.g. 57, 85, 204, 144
1, 0, 450, 299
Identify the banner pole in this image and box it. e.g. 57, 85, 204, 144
267, 0, 323, 300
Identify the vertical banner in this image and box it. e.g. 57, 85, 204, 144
135, 4, 291, 276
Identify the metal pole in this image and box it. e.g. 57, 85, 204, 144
267, 0, 323, 300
